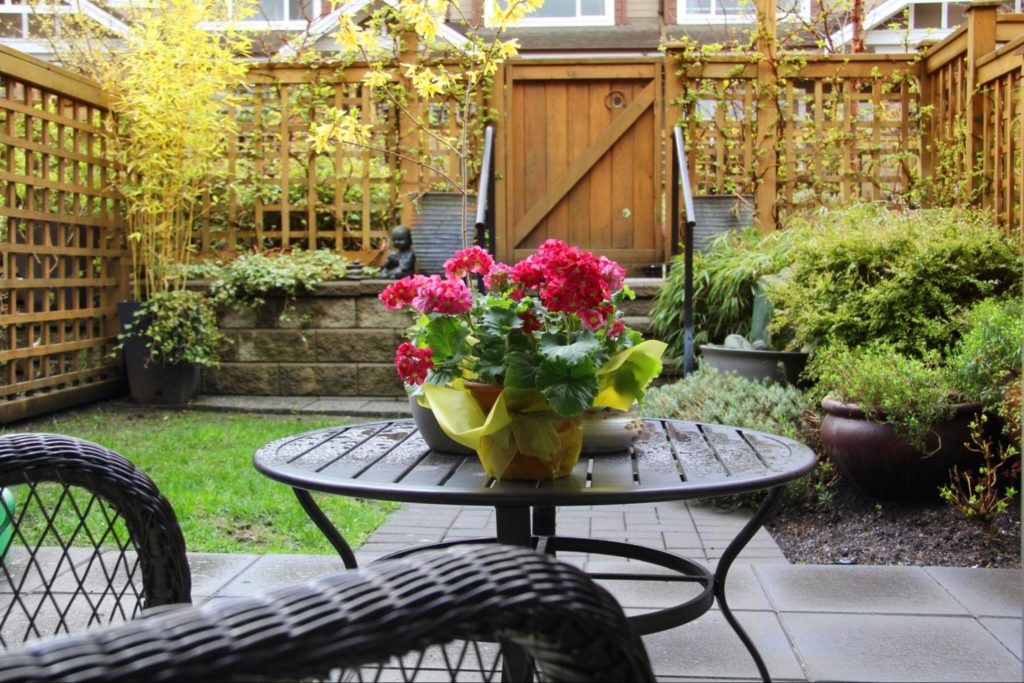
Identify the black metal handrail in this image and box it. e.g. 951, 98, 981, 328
474, 125, 496, 255
671, 125, 696, 375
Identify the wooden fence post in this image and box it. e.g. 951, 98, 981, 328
964, 1, 1000, 203
398, 29, 420, 226
916, 41, 937, 186
754, 0, 779, 231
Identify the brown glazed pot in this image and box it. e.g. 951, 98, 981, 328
819, 397, 984, 501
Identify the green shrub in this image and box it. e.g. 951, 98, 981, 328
650, 228, 797, 359
768, 205, 1021, 357
122, 290, 226, 367
210, 249, 351, 309
639, 366, 811, 438
946, 297, 1023, 414
807, 341, 954, 448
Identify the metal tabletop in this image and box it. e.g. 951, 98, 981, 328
253, 417, 817, 506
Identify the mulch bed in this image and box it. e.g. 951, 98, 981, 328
765, 478, 1021, 568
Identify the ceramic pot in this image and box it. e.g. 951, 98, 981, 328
408, 396, 474, 455
699, 344, 808, 386
820, 398, 984, 501
464, 382, 582, 481
581, 406, 644, 454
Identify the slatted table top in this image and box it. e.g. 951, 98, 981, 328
254, 418, 817, 507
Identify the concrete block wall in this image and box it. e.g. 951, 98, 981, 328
201, 278, 663, 397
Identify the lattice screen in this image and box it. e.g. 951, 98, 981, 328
0, 52, 127, 423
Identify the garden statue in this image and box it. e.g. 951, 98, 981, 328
381, 225, 416, 279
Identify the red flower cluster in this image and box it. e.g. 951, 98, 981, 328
379, 274, 472, 315
445, 246, 494, 279
394, 342, 434, 385
514, 240, 621, 329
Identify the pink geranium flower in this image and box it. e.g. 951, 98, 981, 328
445, 246, 495, 279
394, 342, 434, 385
412, 276, 473, 315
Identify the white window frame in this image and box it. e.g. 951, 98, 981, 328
486, 0, 615, 28
674, 0, 811, 24
226, 0, 324, 29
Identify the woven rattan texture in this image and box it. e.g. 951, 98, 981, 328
0, 544, 654, 682
0, 433, 191, 646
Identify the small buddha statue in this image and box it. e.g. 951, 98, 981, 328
380, 225, 416, 279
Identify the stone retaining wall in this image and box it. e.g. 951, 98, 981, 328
201, 278, 663, 397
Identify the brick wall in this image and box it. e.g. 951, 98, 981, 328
202, 279, 662, 397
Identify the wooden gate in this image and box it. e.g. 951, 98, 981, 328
494, 59, 664, 273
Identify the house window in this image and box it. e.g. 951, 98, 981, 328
676, 0, 807, 21
489, 0, 615, 27
244, 0, 321, 24
909, 2, 969, 30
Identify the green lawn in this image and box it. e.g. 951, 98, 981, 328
0, 402, 398, 555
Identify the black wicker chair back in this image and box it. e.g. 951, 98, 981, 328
0, 544, 655, 682
0, 433, 191, 647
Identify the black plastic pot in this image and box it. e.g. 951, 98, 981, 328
117, 300, 200, 404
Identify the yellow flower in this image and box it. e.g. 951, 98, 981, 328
363, 71, 392, 89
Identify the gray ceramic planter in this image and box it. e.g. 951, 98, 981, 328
699, 344, 808, 385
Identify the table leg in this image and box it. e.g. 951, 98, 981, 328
532, 506, 556, 541
714, 486, 783, 683
293, 487, 359, 569
495, 506, 535, 682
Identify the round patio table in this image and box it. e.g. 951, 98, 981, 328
254, 417, 816, 683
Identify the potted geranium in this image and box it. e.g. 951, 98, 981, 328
380, 241, 666, 481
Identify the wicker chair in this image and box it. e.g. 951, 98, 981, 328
0, 434, 654, 682
0, 433, 191, 647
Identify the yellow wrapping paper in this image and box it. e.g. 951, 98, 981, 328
421, 341, 665, 480
422, 384, 582, 480
594, 340, 668, 411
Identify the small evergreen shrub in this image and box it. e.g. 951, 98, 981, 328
640, 366, 811, 438
807, 341, 954, 448
768, 205, 1022, 357
946, 297, 1023, 416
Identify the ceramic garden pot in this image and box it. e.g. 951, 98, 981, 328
819, 397, 985, 501
409, 396, 474, 455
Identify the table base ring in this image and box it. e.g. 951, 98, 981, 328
375, 535, 714, 636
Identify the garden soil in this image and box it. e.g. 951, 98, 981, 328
766, 478, 1021, 568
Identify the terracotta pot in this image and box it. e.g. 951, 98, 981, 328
464, 381, 504, 413
820, 397, 984, 501
464, 382, 582, 480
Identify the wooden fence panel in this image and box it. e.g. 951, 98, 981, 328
0, 46, 127, 423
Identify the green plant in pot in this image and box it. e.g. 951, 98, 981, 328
809, 342, 983, 502
55, 0, 252, 403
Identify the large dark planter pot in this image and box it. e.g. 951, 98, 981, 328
117, 301, 201, 405
820, 398, 984, 501
700, 344, 809, 385
409, 396, 474, 455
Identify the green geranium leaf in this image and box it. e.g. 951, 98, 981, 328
481, 307, 521, 332
538, 331, 601, 364
424, 317, 468, 360
536, 357, 598, 417
505, 351, 538, 388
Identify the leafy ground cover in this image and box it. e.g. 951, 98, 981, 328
1, 401, 396, 554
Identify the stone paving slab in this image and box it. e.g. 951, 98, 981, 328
780, 612, 1022, 682
754, 564, 972, 615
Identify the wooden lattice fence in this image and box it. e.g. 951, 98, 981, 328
921, 8, 1023, 235
0, 46, 128, 423
198, 54, 485, 264
666, 52, 921, 228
